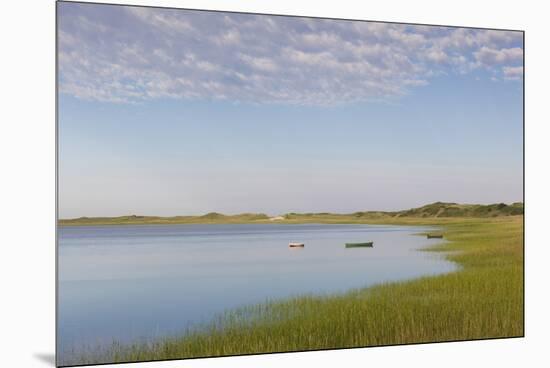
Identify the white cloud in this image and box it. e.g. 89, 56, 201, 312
502, 66, 523, 80
239, 54, 279, 72
58, 3, 524, 105
210, 28, 242, 47
426, 48, 448, 63
474, 46, 523, 66
128, 6, 194, 33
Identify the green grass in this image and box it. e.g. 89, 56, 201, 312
66, 215, 523, 366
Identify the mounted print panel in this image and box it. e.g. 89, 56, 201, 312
56, 1, 524, 366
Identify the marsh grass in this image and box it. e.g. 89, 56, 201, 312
64, 216, 523, 366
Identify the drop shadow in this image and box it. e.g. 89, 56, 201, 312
34, 353, 56, 366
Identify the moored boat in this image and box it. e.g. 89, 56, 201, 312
345, 241, 373, 248
427, 234, 444, 239
289, 242, 305, 248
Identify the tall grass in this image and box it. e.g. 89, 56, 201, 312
65, 216, 523, 366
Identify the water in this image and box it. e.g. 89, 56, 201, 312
57, 223, 456, 358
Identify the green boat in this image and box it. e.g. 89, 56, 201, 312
345, 241, 374, 248
427, 234, 444, 239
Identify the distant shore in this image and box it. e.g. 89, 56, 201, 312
59, 202, 524, 226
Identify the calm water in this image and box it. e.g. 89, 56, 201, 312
57, 223, 456, 358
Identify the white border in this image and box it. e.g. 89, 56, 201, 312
2, 1, 548, 368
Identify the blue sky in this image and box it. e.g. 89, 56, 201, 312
58, 2, 523, 218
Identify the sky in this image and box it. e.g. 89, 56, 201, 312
57, 2, 523, 218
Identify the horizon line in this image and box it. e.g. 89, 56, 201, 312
59, 201, 524, 221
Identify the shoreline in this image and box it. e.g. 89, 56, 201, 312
57, 202, 524, 227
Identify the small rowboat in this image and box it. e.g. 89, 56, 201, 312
289, 242, 305, 248
427, 234, 444, 239
345, 242, 373, 248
